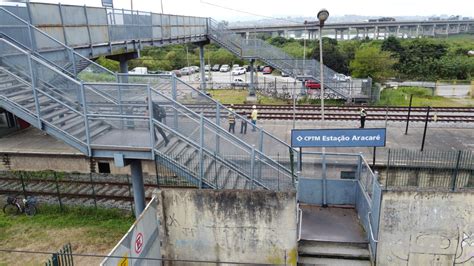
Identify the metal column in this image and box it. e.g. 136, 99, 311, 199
130, 160, 145, 217
249, 59, 256, 96
119, 58, 128, 83
199, 43, 206, 91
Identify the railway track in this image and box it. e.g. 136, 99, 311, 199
0, 176, 194, 209
184, 104, 474, 122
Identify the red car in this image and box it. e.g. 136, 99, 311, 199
305, 80, 321, 89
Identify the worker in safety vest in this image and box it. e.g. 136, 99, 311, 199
228, 104, 236, 133
251, 105, 258, 132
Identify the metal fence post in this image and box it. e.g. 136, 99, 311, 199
199, 113, 205, 189
80, 82, 91, 156
451, 150, 462, 191
250, 145, 256, 189
19, 171, 27, 198
68, 49, 77, 78
126, 174, 134, 215
54, 172, 63, 211
89, 173, 97, 208
147, 85, 155, 159
357, 152, 363, 180
27, 54, 42, 128
171, 75, 178, 129
216, 103, 220, 153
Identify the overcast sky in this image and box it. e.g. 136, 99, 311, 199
31, 0, 474, 21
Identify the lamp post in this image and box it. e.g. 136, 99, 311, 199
318, 8, 329, 207
317, 9, 329, 126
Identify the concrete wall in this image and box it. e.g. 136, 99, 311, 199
0, 153, 157, 175
102, 197, 160, 266
376, 191, 474, 265
157, 189, 298, 265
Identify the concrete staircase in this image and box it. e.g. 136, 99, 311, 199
298, 240, 371, 265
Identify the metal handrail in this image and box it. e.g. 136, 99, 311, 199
149, 86, 294, 180
0, 7, 117, 79
149, 87, 293, 185
367, 211, 379, 243
151, 116, 269, 190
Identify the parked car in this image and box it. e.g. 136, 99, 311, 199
242, 65, 250, 71
190, 66, 199, 72
305, 80, 321, 89
333, 73, 351, 82
232, 64, 240, 70
220, 64, 230, 72
281, 72, 289, 77
262, 66, 272, 74
180, 67, 194, 75
204, 65, 211, 71
128, 67, 147, 75
257, 65, 265, 72
231, 67, 246, 76
211, 64, 220, 71
171, 70, 182, 77
231, 77, 249, 88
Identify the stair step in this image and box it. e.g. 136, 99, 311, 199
4, 88, 31, 98
51, 113, 81, 125
42, 108, 72, 120
298, 240, 370, 259
298, 256, 371, 266
0, 77, 17, 86
39, 102, 62, 114
69, 119, 98, 136
0, 83, 26, 92
88, 124, 111, 139
60, 116, 86, 131
9, 93, 34, 103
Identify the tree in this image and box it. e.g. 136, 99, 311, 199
312, 38, 349, 74
381, 36, 403, 56
349, 45, 397, 82
95, 56, 119, 72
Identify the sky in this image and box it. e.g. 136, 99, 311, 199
27, 0, 474, 21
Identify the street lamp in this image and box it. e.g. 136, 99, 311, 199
318, 8, 329, 207
317, 9, 329, 125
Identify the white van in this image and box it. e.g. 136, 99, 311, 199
128, 67, 148, 75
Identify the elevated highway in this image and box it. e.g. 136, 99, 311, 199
229, 20, 474, 40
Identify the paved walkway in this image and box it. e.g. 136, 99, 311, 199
0, 120, 472, 162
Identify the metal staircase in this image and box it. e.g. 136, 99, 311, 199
207, 19, 351, 99
0, 19, 294, 190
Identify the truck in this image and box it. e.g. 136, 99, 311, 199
128, 67, 148, 75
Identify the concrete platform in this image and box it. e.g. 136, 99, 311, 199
0, 120, 472, 162
300, 204, 367, 243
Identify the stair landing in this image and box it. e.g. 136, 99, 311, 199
300, 204, 366, 243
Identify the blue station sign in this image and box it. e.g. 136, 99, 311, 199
291, 128, 386, 147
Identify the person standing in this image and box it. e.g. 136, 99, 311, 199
228, 104, 236, 133
251, 105, 258, 132
240, 110, 248, 134
359, 107, 367, 128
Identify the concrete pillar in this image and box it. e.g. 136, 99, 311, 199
334, 30, 338, 40
340, 29, 344, 40
245, 31, 250, 40
199, 43, 206, 91
375, 26, 379, 39
446, 24, 449, 36
249, 59, 256, 97
432, 24, 436, 36
130, 160, 145, 217
385, 27, 389, 39
356, 28, 359, 39
396, 26, 400, 37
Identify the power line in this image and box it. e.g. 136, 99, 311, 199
199, 0, 301, 24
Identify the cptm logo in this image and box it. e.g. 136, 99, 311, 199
296, 136, 303, 141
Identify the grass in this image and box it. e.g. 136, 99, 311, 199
377, 86, 473, 107
208, 89, 290, 105
0, 204, 134, 265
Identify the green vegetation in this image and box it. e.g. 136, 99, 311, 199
94, 35, 473, 84
377, 86, 471, 107
0, 204, 133, 265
